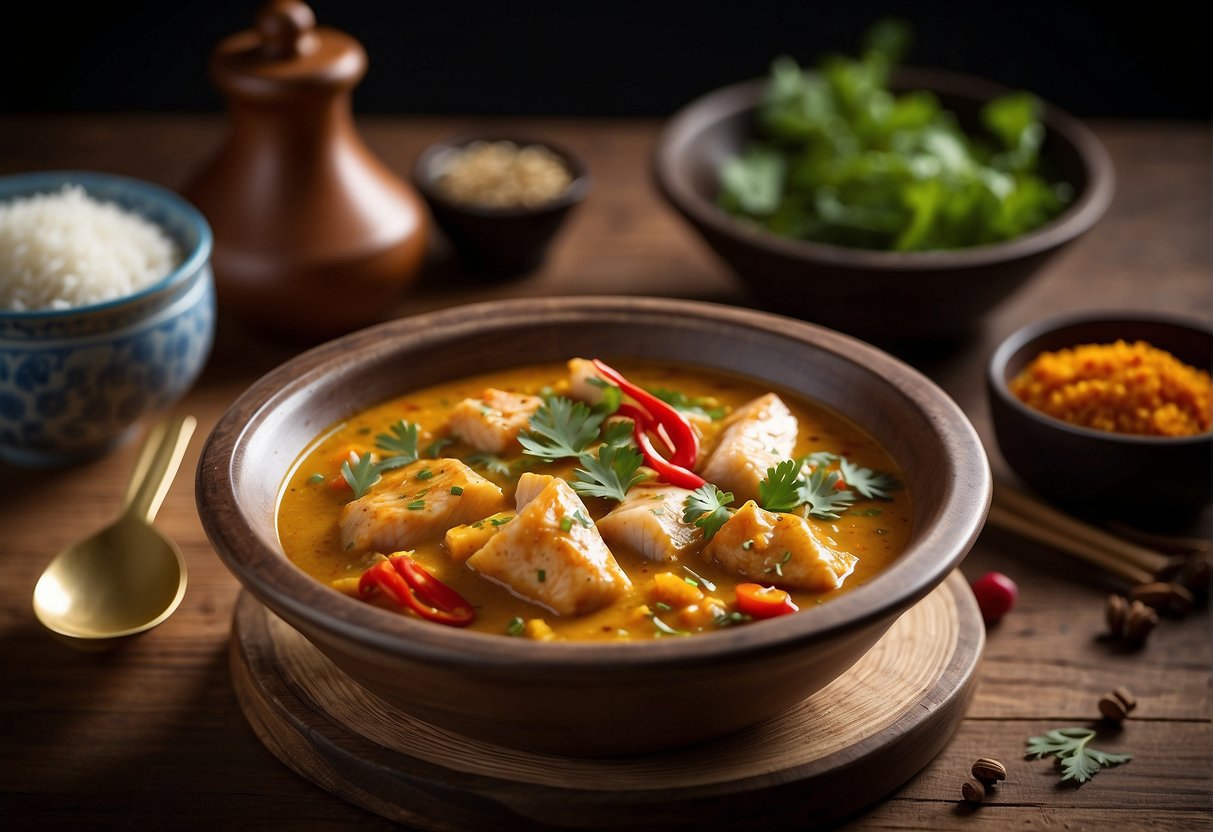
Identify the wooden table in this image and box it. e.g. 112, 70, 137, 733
1, 115, 1209, 830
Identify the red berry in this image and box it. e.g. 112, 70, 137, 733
971, 571, 1018, 625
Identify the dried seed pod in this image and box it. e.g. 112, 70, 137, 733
961, 778, 986, 804
1123, 600, 1159, 646
1178, 557, 1209, 600
971, 757, 1007, 784
1105, 594, 1128, 635
1129, 581, 1194, 617
1098, 693, 1129, 723
1112, 686, 1137, 712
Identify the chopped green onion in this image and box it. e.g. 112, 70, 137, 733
450, 485, 464, 496
506, 617, 525, 637
416, 468, 434, 480
407, 499, 425, 511
537, 569, 547, 583
307, 473, 325, 484
559, 516, 573, 532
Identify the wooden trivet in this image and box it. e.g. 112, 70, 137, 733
230, 571, 982, 829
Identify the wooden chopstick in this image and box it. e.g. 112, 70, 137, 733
986, 483, 1186, 585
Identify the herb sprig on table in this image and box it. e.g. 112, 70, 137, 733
1025, 727, 1132, 784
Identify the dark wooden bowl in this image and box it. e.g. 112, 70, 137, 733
654, 69, 1115, 342
413, 135, 590, 275
989, 311, 1213, 521
196, 297, 990, 756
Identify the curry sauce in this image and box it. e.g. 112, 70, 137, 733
276, 360, 912, 640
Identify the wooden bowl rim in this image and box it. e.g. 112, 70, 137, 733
988, 309, 1213, 447
653, 67, 1115, 271
197, 296, 990, 669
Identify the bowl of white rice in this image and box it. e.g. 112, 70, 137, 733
0, 171, 214, 466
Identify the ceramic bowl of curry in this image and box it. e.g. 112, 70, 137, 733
197, 296, 990, 755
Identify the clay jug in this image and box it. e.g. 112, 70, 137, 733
185, 0, 427, 338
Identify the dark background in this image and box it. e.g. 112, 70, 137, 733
1, 0, 1209, 118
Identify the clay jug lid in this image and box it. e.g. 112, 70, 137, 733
211, 0, 366, 98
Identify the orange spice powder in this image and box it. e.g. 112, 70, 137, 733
1010, 340, 1212, 437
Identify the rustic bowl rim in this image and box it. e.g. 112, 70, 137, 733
0, 169, 212, 320
653, 67, 1115, 271
988, 309, 1213, 447
197, 296, 990, 669
412, 133, 592, 219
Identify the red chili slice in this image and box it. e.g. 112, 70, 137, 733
592, 359, 700, 468
613, 403, 706, 490
358, 554, 475, 627
735, 583, 799, 619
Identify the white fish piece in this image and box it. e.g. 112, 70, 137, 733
449, 388, 544, 454
596, 483, 703, 562
468, 477, 631, 616
514, 472, 556, 509
703, 500, 857, 592
699, 393, 798, 504
340, 458, 505, 553
567, 357, 606, 405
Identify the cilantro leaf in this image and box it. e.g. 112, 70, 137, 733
682, 484, 734, 542
572, 444, 647, 502
424, 438, 453, 458
838, 457, 901, 500
374, 421, 421, 471
720, 23, 1069, 252
1025, 727, 1131, 784
585, 376, 623, 415
801, 451, 838, 469
798, 467, 857, 519
648, 387, 727, 421
758, 459, 803, 512
465, 452, 513, 477
599, 419, 634, 448
340, 452, 381, 499
518, 396, 605, 460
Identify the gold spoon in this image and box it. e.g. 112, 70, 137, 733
33, 415, 197, 648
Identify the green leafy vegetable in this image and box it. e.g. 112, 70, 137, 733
425, 438, 453, 458
374, 421, 421, 471
572, 443, 647, 502
798, 467, 857, 520
682, 484, 735, 541
648, 387, 727, 421
1025, 727, 1132, 784
340, 452, 381, 499
838, 457, 901, 500
519, 396, 605, 460
719, 20, 1070, 252
757, 459, 803, 512
757, 459, 856, 519
465, 452, 514, 477
585, 376, 623, 415
599, 420, 634, 448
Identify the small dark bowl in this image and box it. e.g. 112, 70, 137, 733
413, 135, 590, 276
654, 69, 1115, 341
988, 311, 1213, 520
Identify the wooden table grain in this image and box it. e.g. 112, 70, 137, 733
1, 115, 1209, 830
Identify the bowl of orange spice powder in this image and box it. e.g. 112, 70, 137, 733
989, 312, 1212, 518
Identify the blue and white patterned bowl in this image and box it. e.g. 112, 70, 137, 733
0, 171, 215, 466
